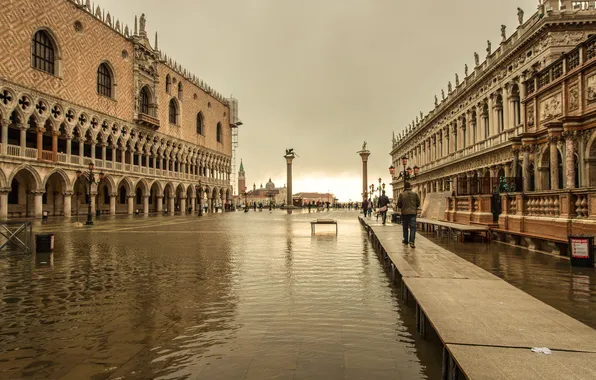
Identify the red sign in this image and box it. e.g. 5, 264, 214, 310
571, 239, 589, 259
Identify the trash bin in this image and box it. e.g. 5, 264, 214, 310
391, 213, 401, 224
36, 233, 54, 253
569, 235, 595, 267
42, 211, 48, 219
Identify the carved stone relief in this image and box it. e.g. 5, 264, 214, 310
569, 84, 579, 112
539, 93, 562, 122
586, 73, 596, 105
527, 103, 535, 127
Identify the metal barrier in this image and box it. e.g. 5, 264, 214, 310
0, 220, 33, 253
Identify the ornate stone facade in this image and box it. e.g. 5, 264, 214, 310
0, 0, 240, 218
390, 1, 596, 252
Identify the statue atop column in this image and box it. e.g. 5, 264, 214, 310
447, 81, 452, 94
501, 25, 507, 41
361, 141, 367, 151
517, 7, 524, 25
435, 95, 438, 106
139, 13, 146, 34
441, 89, 445, 100
455, 73, 460, 86
486, 40, 492, 55
465, 64, 469, 76
474, 52, 480, 66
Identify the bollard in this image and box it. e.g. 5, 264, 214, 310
35, 233, 54, 253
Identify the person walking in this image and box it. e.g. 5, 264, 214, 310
378, 190, 390, 225
367, 198, 373, 217
397, 182, 420, 248
362, 198, 368, 216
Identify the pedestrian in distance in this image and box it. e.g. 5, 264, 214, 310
362, 198, 368, 215
397, 182, 421, 249
367, 198, 373, 217
378, 190, 390, 225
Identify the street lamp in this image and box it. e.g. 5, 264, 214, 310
393, 156, 419, 183
195, 183, 203, 216
76, 161, 104, 226
242, 191, 248, 213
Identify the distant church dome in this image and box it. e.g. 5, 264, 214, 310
265, 178, 275, 190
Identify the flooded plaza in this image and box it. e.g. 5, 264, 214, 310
0, 210, 441, 380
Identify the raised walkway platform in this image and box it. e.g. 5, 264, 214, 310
359, 216, 596, 380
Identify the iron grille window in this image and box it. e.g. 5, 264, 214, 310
552, 61, 563, 80
196, 113, 203, 135
166, 75, 171, 93
169, 99, 178, 124
97, 63, 112, 97
537, 71, 550, 89
140, 87, 150, 115
587, 39, 596, 60
526, 79, 535, 95
567, 50, 580, 71
216, 122, 222, 143
31, 31, 55, 75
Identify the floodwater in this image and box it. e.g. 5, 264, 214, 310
423, 232, 596, 330
0, 210, 440, 380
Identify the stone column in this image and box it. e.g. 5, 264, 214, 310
143, 195, 149, 216
550, 137, 560, 190
207, 195, 212, 213
79, 140, 84, 162
168, 196, 175, 215
503, 86, 511, 132
121, 147, 126, 166
66, 136, 72, 161
109, 194, 116, 215
36, 128, 44, 160
91, 143, 96, 161
1, 119, 8, 155
52, 131, 58, 161
180, 196, 187, 215
101, 144, 107, 167
565, 133, 576, 189
90, 191, 96, 215
127, 195, 134, 215
285, 153, 296, 213
522, 146, 531, 192
20, 127, 27, 157
358, 149, 371, 202
0, 189, 8, 220
156, 195, 163, 213
190, 194, 196, 214
63, 192, 72, 219
34, 191, 43, 218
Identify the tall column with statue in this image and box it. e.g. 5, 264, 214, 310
284, 149, 297, 214
358, 141, 370, 202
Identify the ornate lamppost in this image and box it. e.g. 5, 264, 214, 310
76, 161, 104, 226
390, 156, 419, 184
195, 183, 203, 216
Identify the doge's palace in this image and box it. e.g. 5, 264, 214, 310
391, 0, 596, 253
0, 0, 241, 218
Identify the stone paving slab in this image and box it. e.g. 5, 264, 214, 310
447, 344, 596, 380
406, 277, 596, 353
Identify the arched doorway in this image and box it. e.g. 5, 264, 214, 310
8, 166, 42, 217
44, 170, 69, 216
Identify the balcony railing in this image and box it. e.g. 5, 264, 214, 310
57, 153, 67, 163
25, 148, 37, 159
104, 161, 113, 169
41, 150, 53, 161
7, 145, 20, 157
71, 156, 80, 165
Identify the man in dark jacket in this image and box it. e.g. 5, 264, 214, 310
378, 190, 390, 224
397, 182, 421, 248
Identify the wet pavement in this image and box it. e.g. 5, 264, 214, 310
0, 210, 440, 380
421, 232, 596, 330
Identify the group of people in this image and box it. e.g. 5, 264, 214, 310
362, 183, 420, 249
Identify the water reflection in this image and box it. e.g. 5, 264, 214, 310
423, 232, 596, 329
0, 211, 440, 379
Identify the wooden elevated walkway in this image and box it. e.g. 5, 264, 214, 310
417, 217, 490, 242
359, 216, 596, 380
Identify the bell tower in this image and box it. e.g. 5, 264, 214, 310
238, 159, 246, 193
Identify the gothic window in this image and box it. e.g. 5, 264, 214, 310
31, 30, 56, 75
482, 103, 490, 138
216, 122, 222, 143
178, 82, 183, 100
196, 112, 204, 135
166, 75, 171, 93
140, 86, 150, 115
169, 99, 179, 124
97, 63, 113, 98
512, 85, 521, 126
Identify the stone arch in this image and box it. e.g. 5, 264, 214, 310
0, 167, 7, 189
117, 176, 133, 195
135, 178, 150, 197
585, 131, 596, 186
42, 168, 71, 189
8, 164, 42, 191
163, 182, 175, 198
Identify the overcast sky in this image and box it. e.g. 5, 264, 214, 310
101, 0, 538, 201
